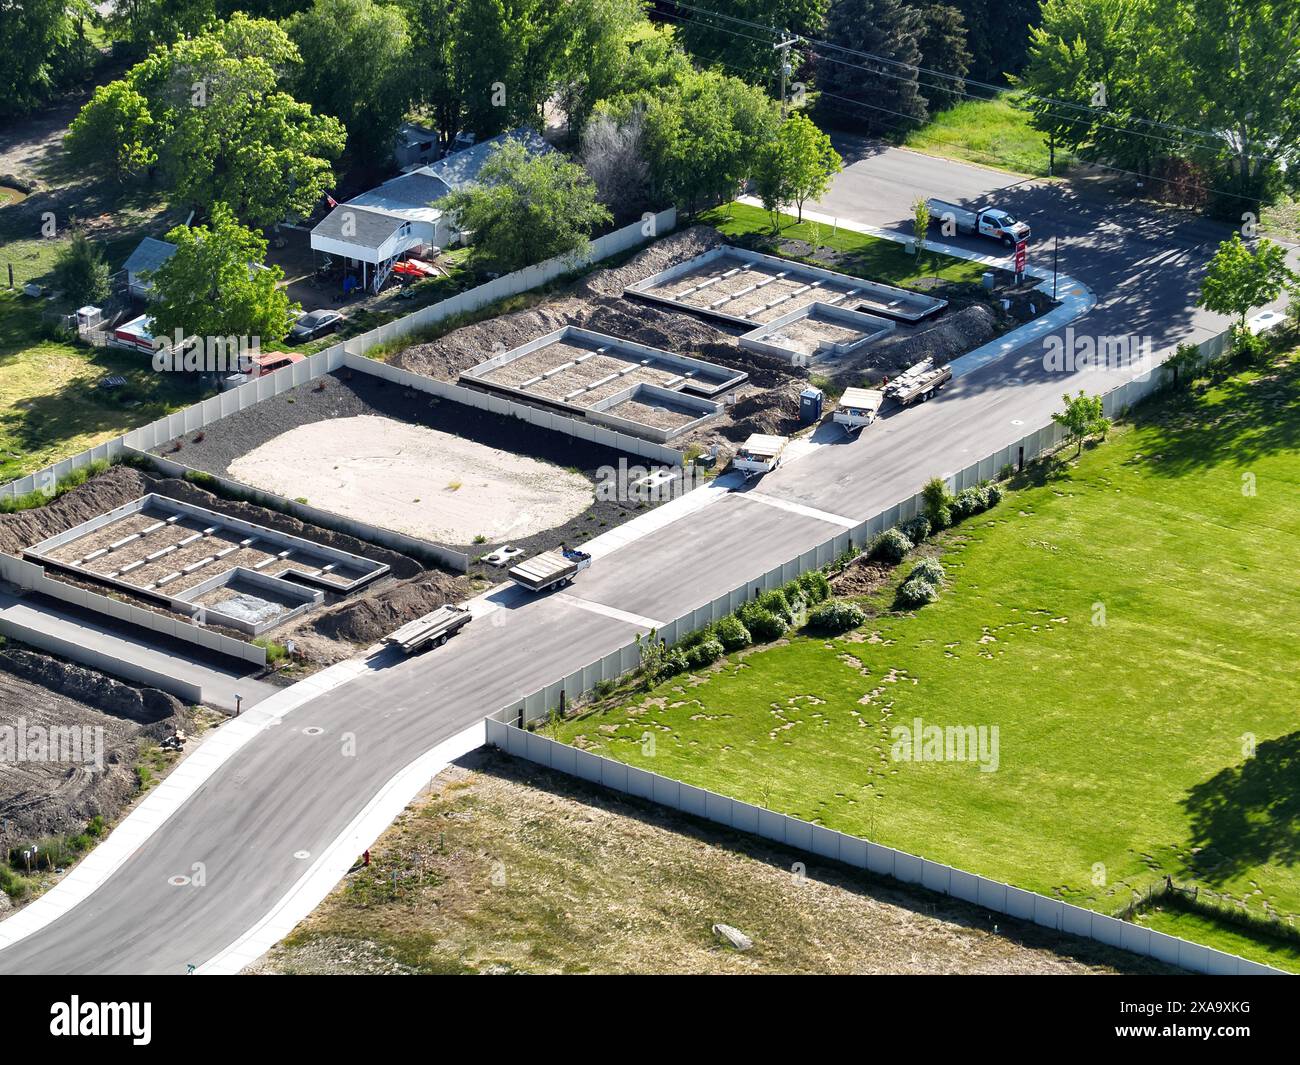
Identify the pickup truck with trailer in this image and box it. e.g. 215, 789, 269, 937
884, 358, 953, 407
384, 604, 472, 654
733, 433, 788, 476
832, 386, 885, 432
925, 199, 1030, 247
508, 547, 592, 592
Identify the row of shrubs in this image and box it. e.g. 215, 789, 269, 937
644, 569, 863, 682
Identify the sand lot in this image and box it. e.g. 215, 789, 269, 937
228, 415, 594, 544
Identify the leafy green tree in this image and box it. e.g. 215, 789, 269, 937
0, 0, 96, 118
437, 137, 611, 273
817, 0, 927, 133
287, 0, 413, 165
1052, 391, 1109, 455
106, 0, 217, 49
949, 0, 1042, 82
71, 15, 345, 227
396, 0, 462, 149
676, 0, 829, 90
150, 204, 295, 347
1198, 234, 1296, 327
910, 3, 972, 112
632, 68, 781, 211
52, 230, 110, 305
65, 81, 158, 182
754, 112, 843, 224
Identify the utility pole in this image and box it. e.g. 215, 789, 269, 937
773, 34, 799, 117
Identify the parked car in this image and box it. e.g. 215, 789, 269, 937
289, 309, 344, 342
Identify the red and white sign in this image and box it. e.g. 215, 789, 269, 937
1014, 240, 1028, 273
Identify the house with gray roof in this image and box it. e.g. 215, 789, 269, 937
310, 127, 553, 293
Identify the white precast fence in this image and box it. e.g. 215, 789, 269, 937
486, 718, 1283, 976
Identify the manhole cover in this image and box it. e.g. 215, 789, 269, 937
294, 850, 311, 860
302, 726, 324, 736
168, 875, 190, 887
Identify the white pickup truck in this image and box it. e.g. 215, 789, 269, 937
926, 199, 1030, 247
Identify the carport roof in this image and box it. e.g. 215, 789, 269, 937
312, 204, 406, 249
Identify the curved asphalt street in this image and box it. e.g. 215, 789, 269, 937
0, 146, 1284, 974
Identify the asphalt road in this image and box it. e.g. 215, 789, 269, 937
0, 146, 1284, 974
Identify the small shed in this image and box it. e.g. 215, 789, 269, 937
121, 237, 177, 300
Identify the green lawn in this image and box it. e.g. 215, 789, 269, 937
0, 292, 207, 483
702, 202, 988, 288
553, 353, 1300, 969
903, 94, 1073, 178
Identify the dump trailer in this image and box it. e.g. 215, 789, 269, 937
926, 198, 1031, 247
832, 386, 885, 432
884, 358, 953, 407
508, 547, 592, 592
733, 433, 788, 476
384, 604, 472, 654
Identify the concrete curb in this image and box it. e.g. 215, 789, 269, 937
0, 657, 373, 955
197, 721, 486, 974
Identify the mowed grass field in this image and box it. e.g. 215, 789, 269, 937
902, 94, 1073, 178
553, 354, 1300, 968
702, 202, 988, 288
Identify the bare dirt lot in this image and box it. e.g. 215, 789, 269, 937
229, 414, 594, 545
152, 371, 662, 567
0, 645, 190, 856
248, 749, 1174, 975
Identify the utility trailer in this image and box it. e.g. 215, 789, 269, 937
832, 386, 884, 433
384, 604, 472, 654
733, 433, 788, 477
508, 547, 592, 592
884, 358, 953, 407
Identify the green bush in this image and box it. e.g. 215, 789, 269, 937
807, 599, 866, 634
657, 647, 690, 679
922, 476, 952, 530
869, 527, 912, 565
684, 636, 725, 670
908, 558, 945, 584
758, 588, 794, 624
797, 569, 831, 604
739, 603, 787, 642
714, 614, 752, 651
0, 460, 111, 514
984, 481, 1004, 507
900, 514, 931, 545
896, 576, 940, 608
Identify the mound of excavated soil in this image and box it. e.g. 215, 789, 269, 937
309, 573, 469, 645
872, 304, 1001, 373
0, 464, 151, 558
721, 380, 806, 441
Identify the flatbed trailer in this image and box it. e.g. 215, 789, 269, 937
508, 547, 592, 592
384, 604, 472, 654
733, 433, 788, 476
832, 387, 885, 432
884, 359, 953, 407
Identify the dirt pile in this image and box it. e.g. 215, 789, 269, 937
722, 380, 806, 440
309, 573, 470, 644
872, 304, 1001, 373
575, 224, 725, 299
0, 646, 185, 725
0, 464, 151, 558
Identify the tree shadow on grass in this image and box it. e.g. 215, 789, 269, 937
1181, 731, 1300, 884
1125, 352, 1300, 480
